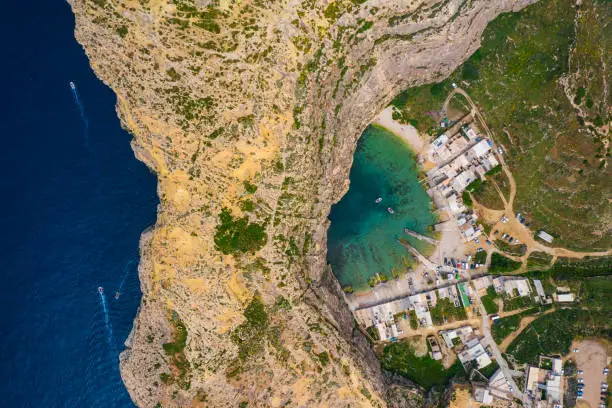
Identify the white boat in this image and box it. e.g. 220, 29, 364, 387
69, 81, 76, 90
375, 197, 382, 203
98, 286, 104, 295
387, 207, 394, 214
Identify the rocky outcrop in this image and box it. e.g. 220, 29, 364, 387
69, 0, 536, 406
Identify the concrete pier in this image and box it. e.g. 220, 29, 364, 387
403, 228, 438, 245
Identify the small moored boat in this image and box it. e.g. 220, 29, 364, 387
375, 197, 382, 203
387, 207, 394, 214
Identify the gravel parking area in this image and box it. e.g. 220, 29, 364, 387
571, 340, 608, 408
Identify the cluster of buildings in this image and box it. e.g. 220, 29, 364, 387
355, 274, 543, 342
440, 325, 493, 371
354, 282, 472, 341
534, 279, 576, 304
425, 124, 501, 242
525, 358, 565, 408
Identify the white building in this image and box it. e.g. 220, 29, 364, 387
537, 230, 554, 243
458, 342, 492, 369
554, 293, 575, 303
474, 387, 494, 404
533, 279, 546, 299
504, 278, 531, 297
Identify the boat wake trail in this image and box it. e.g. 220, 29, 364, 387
69, 81, 89, 144
114, 260, 134, 300
97, 287, 115, 353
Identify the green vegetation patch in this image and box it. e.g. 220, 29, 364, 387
243, 180, 257, 194
389, 0, 612, 250
480, 286, 500, 314
489, 253, 522, 274
549, 256, 612, 279
116, 25, 128, 38
381, 341, 462, 389
479, 360, 500, 379
581, 277, 612, 311
503, 293, 535, 311
162, 311, 191, 389
495, 240, 527, 257
526, 252, 553, 270
227, 294, 269, 377
491, 306, 549, 343
507, 308, 611, 364
429, 297, 467, 325
473, 250, 487, 264
214, 208, 267, 255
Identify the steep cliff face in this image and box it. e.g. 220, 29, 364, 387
70, 0, 535, 406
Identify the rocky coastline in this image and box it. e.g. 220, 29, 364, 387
69, 0, 537, 406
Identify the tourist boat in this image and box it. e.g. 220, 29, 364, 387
98, 286, 103, 295
387, 207, 394, 214
69, 81, 76, 90
375, 197, 382, 203
115, 291, 120, 300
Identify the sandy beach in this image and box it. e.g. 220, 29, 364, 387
374, 106, 426, 154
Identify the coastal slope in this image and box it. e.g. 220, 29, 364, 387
69, 0, 536, 406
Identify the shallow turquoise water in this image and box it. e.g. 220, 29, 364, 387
327, 125, 436, 290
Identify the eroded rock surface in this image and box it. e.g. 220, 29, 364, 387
70, 0, 535, 406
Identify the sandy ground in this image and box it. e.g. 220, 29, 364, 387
569, 339, 609, 408
449, 386, 478, 408
374, 106, 426, 154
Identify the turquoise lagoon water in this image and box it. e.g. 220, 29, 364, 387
327, 125, 436, 291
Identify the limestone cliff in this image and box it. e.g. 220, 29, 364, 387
69, 0, 536, 406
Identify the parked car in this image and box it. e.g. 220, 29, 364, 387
578, 370, 584, 375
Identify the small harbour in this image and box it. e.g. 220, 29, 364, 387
327, 125, 436, 291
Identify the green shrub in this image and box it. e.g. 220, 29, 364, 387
229, 294, 269, 373
489, 253, 522, 273
116, 25, 128, 38
480, 286, 500, 314
166, 68, 181, 81
473, 250, 487, 264
214, 208, 267, 255
462, 191, 473, 207
243, 180, 257, 194
507, 308, 611, 364
381, 341, 460, 389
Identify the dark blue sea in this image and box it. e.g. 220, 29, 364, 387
0, 1, 157, 406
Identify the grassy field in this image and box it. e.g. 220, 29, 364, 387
391, 0, 611, 250
380, 341, 463, 389
580, 277, 612, 311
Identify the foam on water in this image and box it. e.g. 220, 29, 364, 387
69, 81, 89, 145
